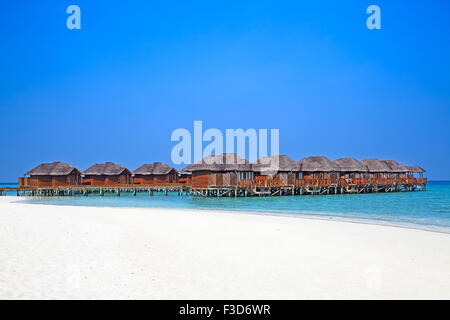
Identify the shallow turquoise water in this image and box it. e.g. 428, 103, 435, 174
5, 181, 450, 230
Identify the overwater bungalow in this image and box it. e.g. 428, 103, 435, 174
19, 161, 81, 187
298, 156, 338, 184
133, 162, 177, 185
82, 162, 131, 186
360, 159, 392, 183
332, 158, 367, 183
7, 155, 427, 198
381, 160, 409, 178
252, 155, 300, 187
183, 153, 252, 188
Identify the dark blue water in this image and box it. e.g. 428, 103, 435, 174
4, 182, 450, 230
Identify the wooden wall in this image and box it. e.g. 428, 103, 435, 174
133, 171, 177, 185
29, 176, 51, 187
22, 172, 81, 187
83, 173, 130, 186
254, 172, 297, 186
192, 171, 210, 187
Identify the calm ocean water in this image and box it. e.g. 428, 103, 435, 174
2, 181, 450, 230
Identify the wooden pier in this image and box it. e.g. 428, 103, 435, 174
190, 177, 427, 197
1, 178, 427, 198
0, 184, 186, 197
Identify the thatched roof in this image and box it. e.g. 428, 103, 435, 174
252, 155, 300, 173
25, 162, 79, 176
183, 153, 252, 172
82, 162, 129, 176
407, 165, 426, 173
360, 159, 391, 173
381, 160, 409, 173
333, 158, 367, 173
298, 156, 337, 172
134, 162, 176, 175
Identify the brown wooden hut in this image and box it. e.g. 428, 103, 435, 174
82, 162, 131, 186
381, 160, 409, 178
332, 158, 367, 180
252, 155, 300, 186
183, 153, 252, 188
298, 156, 338, 183
20, 162, 81, 187
360, 159, 392, 182
133, 162, 177, 185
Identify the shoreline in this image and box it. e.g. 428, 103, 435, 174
14, 196, 450, 235
1, 196, 450, 299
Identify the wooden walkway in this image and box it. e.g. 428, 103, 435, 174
0, 184, 186, 197
0, 178, 427, 197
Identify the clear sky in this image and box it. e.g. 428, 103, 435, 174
1, 0, 449, 181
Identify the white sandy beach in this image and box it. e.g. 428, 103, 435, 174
0, 196, 449, 300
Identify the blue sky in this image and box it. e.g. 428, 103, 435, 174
1, 0, 449, 181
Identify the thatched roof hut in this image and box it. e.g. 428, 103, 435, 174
381, 160, 409, 173
332, 158, 367, 173
25, 161, 80, 176
183, 153, 252, 172
83, 162, 130, 175
252, 155, 300, 174
134, 162, 176, 175
22, 161, 81, 187
360, 159, 392, 173
407, 165, 426, 173
298, 156, 337, 172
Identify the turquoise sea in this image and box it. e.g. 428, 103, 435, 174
2, 181, 450, 230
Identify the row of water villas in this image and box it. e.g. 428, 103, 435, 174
9, 154, 427, 197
